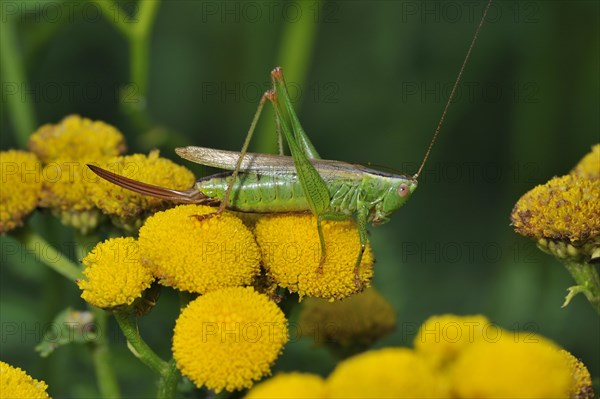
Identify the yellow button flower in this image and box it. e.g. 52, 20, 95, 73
79, 237, 154, 309
254, 214, 374, 300
414, 314, 492, 370
245, 372, 326, 399
512, 147, 600, 311
40, 160, 98, 212
326, 347, 448, 398
560, 349, 594, 399
28, 114, 125, 163
0, 361, 51, 399
511, 175, 599, 246
0, 150, 42, 234
571, 144, 599, 180
299, 287, 396, 353
172, 287, 288, 392
450, 331, 571, 398
138, 205, 260, 294
86, 151, 195, 225
28, 115, 126, 233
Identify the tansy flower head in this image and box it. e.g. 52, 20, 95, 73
512, 146, 600, 311
511, 175, 599, 260
571, 144, 599, 180
29, 116, 126, 233
414, 314, 492, 370
254, 214, 374, 300
450, 331, 571, 398
0, 150, 42, 234
172, 287, 288, 392
245, 372, 326, 399
138, 205, 260, 294
326, 347, 449, 398
299, 288, 396, 354
39, 160, 103, 233
86, 151, 196, 229
0, 361, 51, 398
560, 350, 594, 399
28, 115, 125, 163
78, 237, 154, 309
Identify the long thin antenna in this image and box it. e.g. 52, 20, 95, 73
414, 0, 493, 179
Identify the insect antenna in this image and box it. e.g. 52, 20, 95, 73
414, 0, 493, 180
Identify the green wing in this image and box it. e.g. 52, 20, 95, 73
175, 146, 368, 179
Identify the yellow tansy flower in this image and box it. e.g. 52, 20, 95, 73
254, 214, 374, 300
86, 151, 195, 226
299, 288, 396, 353
28, 114, 125, 163
511, 175, 599, 262
172, 287, 288, 392
0, 150, 42, 234
41, 160, 97, 214
326, 347, 448, 398
560, 350, 594, 399
245, 372, 326, 399
414, 314, 492, 370
571, 144, 599, 180
138, 205, 260, 294
512, 150, 600, 311
0, 361, 51, 399
28, 115, 126, 233
450, 331, 571, 398
79, 237, 154, 309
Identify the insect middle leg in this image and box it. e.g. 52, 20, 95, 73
317, 207, 370, 289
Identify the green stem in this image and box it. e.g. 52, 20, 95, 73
562, 261, 600, 314
90, 307, 122, 399
0, 18, 37, 147
93, 0, 160, 141
114, 311, 180, 398
156, 359, 180, 399
114, 311, 169, 375
129, 0, 160, 105
130, 32, 150, 99
276, 1, 322, 89
13, 228, 82, 281
72, 232, 121, 398
134, 0, 161, 40
91, 0, 160, 99
90, 0, 132, 39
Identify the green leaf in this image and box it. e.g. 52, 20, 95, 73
35, 308, 97, 357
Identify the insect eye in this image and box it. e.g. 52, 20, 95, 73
397, 183, 409, 197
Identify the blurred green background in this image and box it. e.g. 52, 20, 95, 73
1, 0, 598, 397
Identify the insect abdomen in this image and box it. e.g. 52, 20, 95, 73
196, 172, 359, 214
196, 173, 308, 213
